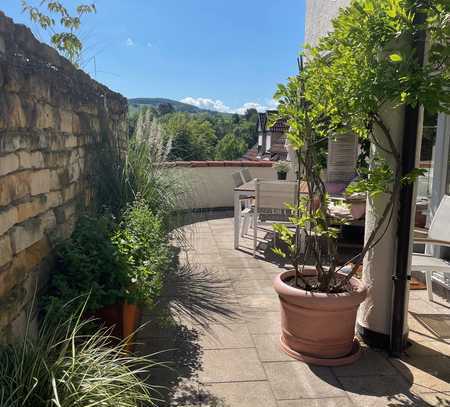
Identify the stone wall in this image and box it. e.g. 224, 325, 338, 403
0, 11, 128, 341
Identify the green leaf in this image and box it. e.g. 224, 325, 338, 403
389, 53, 403, 62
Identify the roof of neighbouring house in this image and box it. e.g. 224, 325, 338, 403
257, 110, 289, 133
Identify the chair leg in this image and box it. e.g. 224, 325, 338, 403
242, 215, 250, 237
425, 270, 433, 302
253, 213, 258, 257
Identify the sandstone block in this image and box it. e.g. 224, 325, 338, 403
65, 134, 78, 148
30, 169, 50, 196
60, 110, 73, 133
16, 196, 48, 223
47, 190, 62, 208
18, 151, 44, 169
40, 210, 56, 232
10, 218, 43, 254
0, 153, 19, 176
35, 103, 56, 130
0, 235, 12, 267
6, 94, 27, 128
0, 171, 31, 207
0, 206, 17, 235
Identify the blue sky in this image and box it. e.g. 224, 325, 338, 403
3, 0, 306, 113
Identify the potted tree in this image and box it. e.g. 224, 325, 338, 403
273, 160, 290, 180
271, 0, 448, 365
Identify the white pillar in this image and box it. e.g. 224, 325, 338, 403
357, 104, 408, 343
266, 133, 272, 152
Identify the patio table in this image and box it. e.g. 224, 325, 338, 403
233, 180, 308, 249
233, 179, 364, 249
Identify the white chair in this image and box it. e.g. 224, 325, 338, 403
240, 168, 252, 183
232, 172, 253, 238
253, 180, 298, 256
411, 195, 450, 302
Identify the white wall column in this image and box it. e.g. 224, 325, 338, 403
357, 105, 408, 344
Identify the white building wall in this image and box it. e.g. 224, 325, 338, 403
305, 0, 351, 47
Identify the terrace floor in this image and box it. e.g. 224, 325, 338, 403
137, 212, 450, 407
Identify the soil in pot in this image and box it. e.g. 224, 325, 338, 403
273, 268, 367, 366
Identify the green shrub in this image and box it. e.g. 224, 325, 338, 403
0, 304, 159, 407
113, 199, 172, 306
42, 215, 128, 319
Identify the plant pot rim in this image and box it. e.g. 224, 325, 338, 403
273, 267, 367, 306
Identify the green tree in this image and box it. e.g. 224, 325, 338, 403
215, 133, 246, 160
22, 0, 96, 65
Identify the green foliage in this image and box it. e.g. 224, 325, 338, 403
215, 133, 247, 160
113, 200, 172, 306
21, 0, 96, 65
272, 0, 449, 291
0, 303, 158, 406
42, 215, 128, 319
273, 160, 291, 174
158, 109, 258, 161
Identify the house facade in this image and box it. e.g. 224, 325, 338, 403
242, 111, 289, 161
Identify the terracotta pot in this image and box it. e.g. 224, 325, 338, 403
122, 301, 141, 352
95, 303, 123, 338
273, 268, 367, 365
350, 201, 366, 220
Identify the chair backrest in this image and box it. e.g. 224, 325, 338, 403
240, 168, 252, 183
232, 171, 243, 188
429, 195, 450, 242
255, 180, 298, 211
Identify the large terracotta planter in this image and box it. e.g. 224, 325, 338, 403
273, 268, 367, 366
95, 303, 123, 338
122, 301, 141, 352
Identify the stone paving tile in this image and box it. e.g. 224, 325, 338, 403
225, 268, 279, 282
405, 339, 450, 357
199, 348, 267, 383
331, 347, 397, 377
339, 375, 428, 406
244, 312, 281, 334
197, 323, 255, 350
408, 313, 439, 342
391, 356, 450, 393
253, 334, 292, 362
276, 398, 354, 407
238, 294, 280, 312
417, 391, 450, 406
232, 278, 275, 295
263, 361, 346, 400
204, 381, 278, 407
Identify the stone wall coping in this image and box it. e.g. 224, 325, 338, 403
164, 160, 275, 168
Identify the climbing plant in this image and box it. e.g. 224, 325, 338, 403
273, 0, 450, 292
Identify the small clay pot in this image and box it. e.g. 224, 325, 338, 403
350, 201, 366, 220
273, 268, 367, 365
277, 172, 287, 180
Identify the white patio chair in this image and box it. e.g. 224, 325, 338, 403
411, 195, 450, 302
253, 180, 298, 256
232, 171, 253, 238
240, 168, 252, 183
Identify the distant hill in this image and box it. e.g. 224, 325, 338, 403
128, 97, 207, 114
